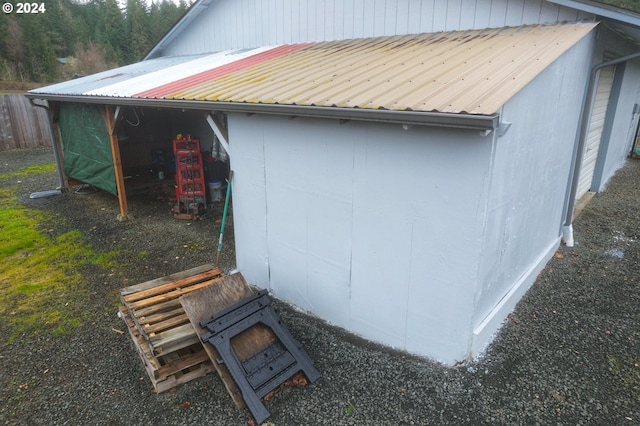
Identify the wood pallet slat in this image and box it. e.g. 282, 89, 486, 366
122, 267, 223, 304
137, 306, 185, 329
148, 323, 201, 355
119, 306, 215, 393
154, 350, 210, 381
121, 264, 225, 344
120, 264, 219, 296
141, 312, 189, 335
125, 277, 222, 310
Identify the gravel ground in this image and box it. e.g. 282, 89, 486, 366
1, 147, 639, 425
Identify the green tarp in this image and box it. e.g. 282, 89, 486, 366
59, 103, 116, 195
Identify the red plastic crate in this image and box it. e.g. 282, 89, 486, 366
176, 180, 206, 196
178, 168, 203, 180
173, 138, 200, 154
176, 153, 202, 167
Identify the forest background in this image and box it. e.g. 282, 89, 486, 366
0, 0, 191, 89
0, 0, 639, 90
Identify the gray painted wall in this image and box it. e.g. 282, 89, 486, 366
160, 0, 591, 55
230, 113, 492, 363
228, 24, 597, 364
471, 32, 596, 353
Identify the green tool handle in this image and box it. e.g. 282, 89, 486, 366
216, 170, 233, 267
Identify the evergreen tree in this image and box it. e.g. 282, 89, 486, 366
0, 0, 190, 84
125, 0, 153, 63
97, 0, 128, 65
21, 14, 58, 82
149, 0, 184, 45
0, 15, 26, 80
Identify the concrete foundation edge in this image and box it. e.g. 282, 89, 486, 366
470, 238, 561, 359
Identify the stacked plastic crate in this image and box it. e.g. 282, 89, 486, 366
173, 137, 206, 219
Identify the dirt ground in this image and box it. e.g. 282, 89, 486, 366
1, 147, 639, 425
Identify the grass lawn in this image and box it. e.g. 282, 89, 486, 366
0, 164, 117, 344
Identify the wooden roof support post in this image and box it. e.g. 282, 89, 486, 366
105, 105, 129, 221
47, 101, 68, 191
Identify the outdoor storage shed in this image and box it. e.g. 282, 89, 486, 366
228, 24, 597, 363
27, 0, 640, 364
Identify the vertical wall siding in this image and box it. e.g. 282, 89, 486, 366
471, 32, 595, 354
162, 0, 592, 55
0, 95, 52, 151
230, 112, 494, 363
594, 59, 640, 191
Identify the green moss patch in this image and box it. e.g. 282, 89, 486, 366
0, 166, 116, 344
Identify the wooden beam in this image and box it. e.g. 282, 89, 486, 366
47, 101, 68, 191
105, 105, 129, 221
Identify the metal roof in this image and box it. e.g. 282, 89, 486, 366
29, 22, 596, 121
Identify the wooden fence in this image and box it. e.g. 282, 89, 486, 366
0, 94, 53, 151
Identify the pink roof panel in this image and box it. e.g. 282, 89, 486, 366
134, 43, 313, 99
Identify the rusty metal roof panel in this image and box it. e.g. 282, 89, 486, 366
30, 22, 596, 118
167, 22, 596, 115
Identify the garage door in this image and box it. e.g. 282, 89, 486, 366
576, 65, 615, 199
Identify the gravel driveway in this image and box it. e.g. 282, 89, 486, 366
1, 147, 639, 425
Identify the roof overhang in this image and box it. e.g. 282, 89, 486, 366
28, 22, 596, 133
548, 0, 640, 26
548, 0, 640, 46
27, 93, 499, 131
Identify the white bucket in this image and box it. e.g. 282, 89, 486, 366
208, 180, 223, 203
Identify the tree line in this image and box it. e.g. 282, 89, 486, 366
1, 0, 639, 85
0, 0, 191, 84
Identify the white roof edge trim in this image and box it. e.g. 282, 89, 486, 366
145, 0, 216, 60
548, 0, 640, 26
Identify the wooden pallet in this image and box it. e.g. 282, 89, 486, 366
119, 264, 282, 405
118, 264, 225, 392
119, 305, 216, 393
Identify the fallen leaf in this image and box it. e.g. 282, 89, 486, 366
180, 401, 191, 408
263, 372, 308, 400
553, 252, 565, 259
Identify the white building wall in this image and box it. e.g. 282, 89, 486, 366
160, 0, 592, 55
230, 113, 494, 363
471, 32, 596, 354
594, 59, 640, 191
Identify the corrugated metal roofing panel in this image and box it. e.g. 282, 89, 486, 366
168, 22, 596, 115
86, 47, 276, 98
29, 22, 596, 117
29, 55, 207, 96
135, 43, 312, 99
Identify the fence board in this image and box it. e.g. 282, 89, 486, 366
0, 94, 52, 151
